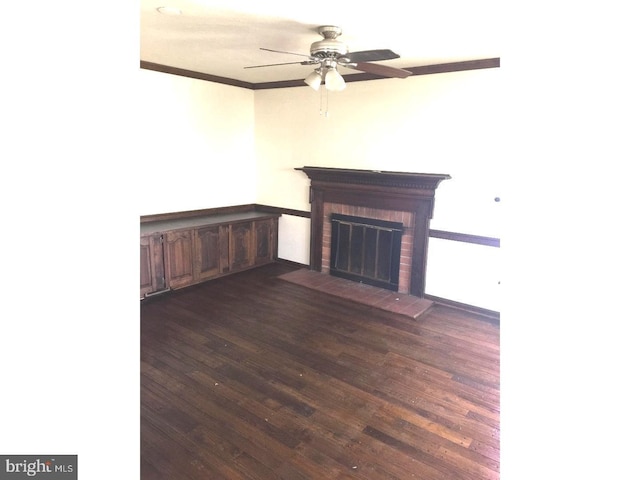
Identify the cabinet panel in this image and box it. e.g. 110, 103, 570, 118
140, 234, 165, 298
164, 230, 195, 289
195, 225, 230, 281
219, 225, 230, 274
140, 238, 153, 297
255, 218, 275, 265
230, 222, 253, 271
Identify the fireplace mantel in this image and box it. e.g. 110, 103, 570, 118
296, 166, 450, 192
296, 167, 451, 298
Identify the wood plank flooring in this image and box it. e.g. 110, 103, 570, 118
140, 262, 500, 479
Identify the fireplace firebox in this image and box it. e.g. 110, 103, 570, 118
330, 214, 404, 291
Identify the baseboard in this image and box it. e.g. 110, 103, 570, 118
275, 258, 310, 269
424, 294, 500, 324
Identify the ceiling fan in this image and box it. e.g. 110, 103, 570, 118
245, 26, 413, 91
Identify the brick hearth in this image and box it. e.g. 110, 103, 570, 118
278, 268, 434, 319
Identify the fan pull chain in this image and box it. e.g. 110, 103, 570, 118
319, 86, 330, 118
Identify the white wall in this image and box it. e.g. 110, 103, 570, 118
254, 68, 502, 309
426, 238, 500, 311
136, 69, 257, 215
135, 67, 502, 310
277, 215, 311, 265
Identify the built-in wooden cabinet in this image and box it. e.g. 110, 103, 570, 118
194, 224, 230, 282
255, 218, 276, 266
140, 211, 279, 298
164, 229, 195, 289
230, 222, 253, 271
140, 233, 166, 297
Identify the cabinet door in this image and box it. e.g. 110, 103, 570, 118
254, 218, 275, 265
140, 234, 165, 298
230, 222, 254, 271
195, 225, 230, 281
164, 230, 195, 289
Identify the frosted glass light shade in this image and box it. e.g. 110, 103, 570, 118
304, 70, 322, 90
324, 67, 346, 91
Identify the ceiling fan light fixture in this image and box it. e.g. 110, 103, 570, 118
324, 67, 345, 92
304, 69, 322, 91
245, 25, 410, 90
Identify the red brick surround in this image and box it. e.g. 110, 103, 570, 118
321, 203, 415, 294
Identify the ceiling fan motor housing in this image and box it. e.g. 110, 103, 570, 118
310, 26, 348, 59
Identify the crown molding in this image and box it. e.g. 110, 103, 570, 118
140, 57, 500, 90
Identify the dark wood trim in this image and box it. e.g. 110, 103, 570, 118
141, 58, 500, 90
257, 205, 502, 248
140, 61, 255, 89
411, 204, 430, 297
140, 204, 257, 223
141, 203, 303, 224
429, 229, 500, 247
424, 293, 500, 324
274, 258, 308, 269
254, 204, 311, 218
142, 204, 500, 248
254, 206, 503, 249
245, 58, 501, 89
309, 189, 325, 272
295, 166, 451, 191
252, 79, 309, 90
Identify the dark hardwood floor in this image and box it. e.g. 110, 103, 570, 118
140, 262, 500, 479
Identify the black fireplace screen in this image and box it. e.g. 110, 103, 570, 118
330, 213, 403, 291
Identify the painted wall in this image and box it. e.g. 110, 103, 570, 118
254, 68, 502, 310
136, 69, 257, 215
137, 66, 502, 310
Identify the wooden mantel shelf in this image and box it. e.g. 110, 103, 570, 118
295, 167, 451, 192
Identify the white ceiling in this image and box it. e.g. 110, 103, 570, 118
140, 0, 501, 85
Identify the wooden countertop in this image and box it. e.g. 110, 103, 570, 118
140, 211, 279, 236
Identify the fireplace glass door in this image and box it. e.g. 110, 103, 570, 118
330, 214, 403, 291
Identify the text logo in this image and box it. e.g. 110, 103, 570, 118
0, 456, 76, 479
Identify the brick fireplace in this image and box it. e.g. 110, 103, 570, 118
297, 167, 451, 298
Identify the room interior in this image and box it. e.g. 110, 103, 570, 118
138, 1, 503, 314
137, 0, 504, 479
6, 2, 640, 478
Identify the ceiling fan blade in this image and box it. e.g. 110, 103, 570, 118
346, 62, 413, 78
244, 61, 308, 69
342, 49, 400, 63
260, 47, 312, 59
